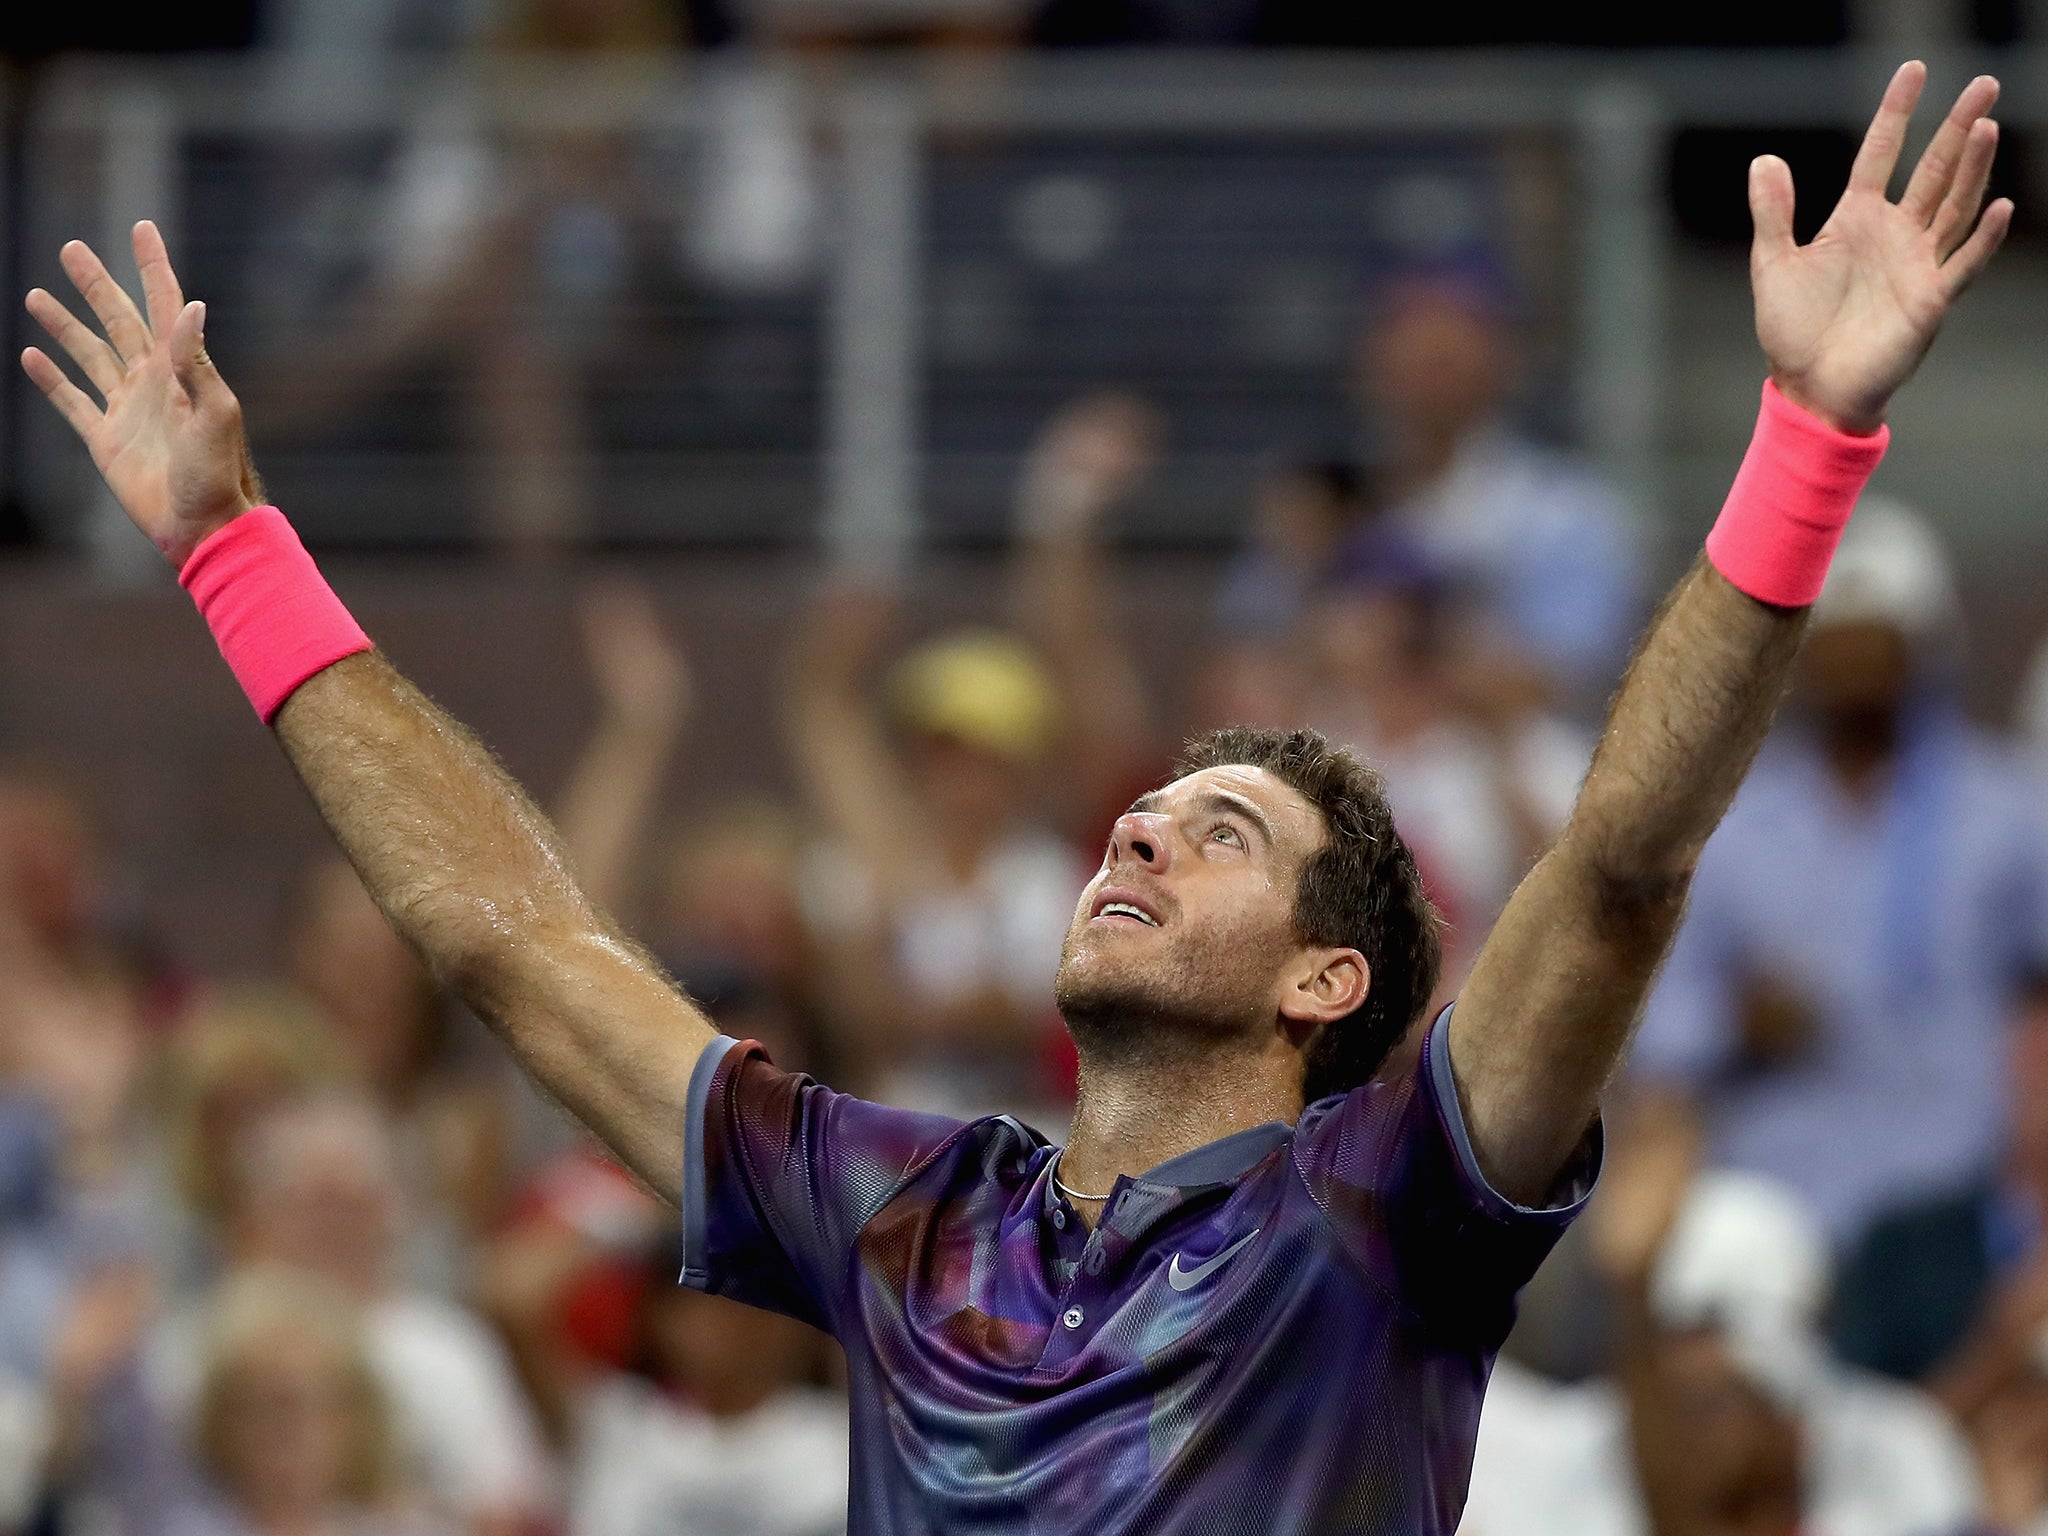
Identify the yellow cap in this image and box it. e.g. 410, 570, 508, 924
884, 630, 1060, 766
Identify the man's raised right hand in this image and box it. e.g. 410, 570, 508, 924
21, 220, 258, 569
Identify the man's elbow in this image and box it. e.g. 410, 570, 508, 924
395, 888, 577, 1011
1581, 860, 1695, 958
1571, 842, 1698, 952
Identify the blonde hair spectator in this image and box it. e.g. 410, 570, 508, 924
192, 1268, 397, 1513
160, 984, 350, 1233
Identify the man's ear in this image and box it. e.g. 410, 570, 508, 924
1277, 948, 1370, 1040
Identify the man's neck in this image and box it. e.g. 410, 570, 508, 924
1056, 1031, 1303, 1229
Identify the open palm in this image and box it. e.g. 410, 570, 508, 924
1755, 63, 2011, 434
20, 222, 256, 568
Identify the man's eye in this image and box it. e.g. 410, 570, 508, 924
1210, 824, 1242, 847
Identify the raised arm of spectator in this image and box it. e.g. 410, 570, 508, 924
1583, 1104, 1720, 1536
779, 579, 929, 911
1450, 63, 2011, 1204
555, 580, 692, 920
1012, 393, 1164, 830
20, 224, 715, 1206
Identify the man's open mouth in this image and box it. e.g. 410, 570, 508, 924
1091, 890, 1162, 926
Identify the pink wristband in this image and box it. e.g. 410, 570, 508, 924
1704, 381, 1889, 608
179, 507, 373, 724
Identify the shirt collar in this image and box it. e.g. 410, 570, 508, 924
1042, 1119, 1293, 1220
1141, 1120, 1293, 1188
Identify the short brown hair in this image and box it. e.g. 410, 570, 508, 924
1175, 725, 1441, 1100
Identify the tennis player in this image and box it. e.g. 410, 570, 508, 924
21, 62, 2009, 1534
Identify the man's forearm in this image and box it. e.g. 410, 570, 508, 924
273, 652, 712, 1199
1566, 557, 1805, 895
274, 652, 593, 993
1450, 561, 1806, 1200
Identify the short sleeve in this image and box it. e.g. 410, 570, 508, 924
1294, 1012, 1600, 1345
679, 1036, 969, 1334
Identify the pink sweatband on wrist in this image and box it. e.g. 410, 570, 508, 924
178, 507, 373, 724
1704, 380, 1889, 608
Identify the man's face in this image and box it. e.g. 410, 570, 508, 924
1357, 291, 1512, 443
1053, 765, 1328, 1056
1798, 618, 1913, 726
245, 1128, 397, 1296
1647, 1329, 1803, 1517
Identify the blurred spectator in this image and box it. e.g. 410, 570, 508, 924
56, 1266, 449, 1536
0, 1096, 64, 1524
647, 801, 833, 1072
1212, 457, 1374, 644
1190, 641, 1312, 739
1355, 268, 1643, 708
1834, 976, 2048, 1383
146, 1098, 552, 1533
785, 590, 1079, 1116
1831, 980, 2048, 1530
154, 986, 352, 1292
0, 770, 185, 1024
0, 1095, 66, 1383
1194, 456, 1366, 744
247, 0, 813, 556
0, 774, 176, 1534
272, 586, 697, 1292
784, 393, 1177, 1119
551, 580, 835, 1071
555, 582, 695, 924
1632, 503, 2048, 1250
1463, 1106, 1983, 1536
1967, 1357, 2048, 1536
0, 773, 106, 984
483, 1217, 846, 1536
1009, 393, 1174, 834
281, 861, 514, 1293
1, 962, 158, 1274
1302, 529, 1588, 982
572, 1281, 843, 1536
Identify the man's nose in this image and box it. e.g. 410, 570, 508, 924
1109, 812, 1171, 873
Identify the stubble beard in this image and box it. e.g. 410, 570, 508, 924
1053, 918, 1278, 1074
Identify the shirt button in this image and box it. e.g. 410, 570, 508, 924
1051, 1208, 1066, 1230
1062, 1306, 1084, 1330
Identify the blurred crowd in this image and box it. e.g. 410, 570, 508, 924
8, 244, 2048, 1536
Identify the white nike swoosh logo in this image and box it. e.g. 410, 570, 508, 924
1166, 1229, 1261, 1291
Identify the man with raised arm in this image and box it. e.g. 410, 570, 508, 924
21, 63, 2010, 1535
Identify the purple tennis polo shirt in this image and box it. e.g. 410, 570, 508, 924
680, 1012, 1599, 1535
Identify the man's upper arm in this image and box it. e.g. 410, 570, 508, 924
1446, 559, 1808, 1206
1445, 843, 1687, 1208
474, 924, 720, 1208
681, 1038, 967, 1333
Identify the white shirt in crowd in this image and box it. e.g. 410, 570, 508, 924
148, 1290, 553, 1521
801, 829, 1081, 1118
570, 1378, 849, 1536
1460, 1360, 1982, 1536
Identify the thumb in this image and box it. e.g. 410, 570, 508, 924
168, 301, 234, 414
1749, 155, 1798, 267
